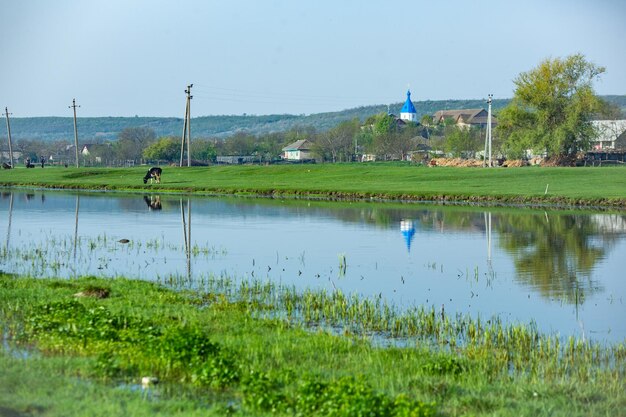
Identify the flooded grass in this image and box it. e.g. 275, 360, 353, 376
196, 273, 626, 378
1, 274, 624, 416
0, 233, 226, 278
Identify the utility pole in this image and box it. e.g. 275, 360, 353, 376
483, 94, 493, 167
3, 107, 14, 168
179, 99, 188, 167
186, 84, 193, 167
69, 99, 80, 168
180, 84, 193, 167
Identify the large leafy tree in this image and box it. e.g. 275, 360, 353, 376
224, 132, 257, 156
142, 136, 179, 162
498, 54, 605, 158
444, 127, 482, 158
191, 139, 217, 163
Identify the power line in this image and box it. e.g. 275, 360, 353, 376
192, 83, 397, 104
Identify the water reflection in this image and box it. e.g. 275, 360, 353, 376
143, 195, 162, 210
400, 220, 415, 252
497, 213, 612, 303
1, 190, 624, 342
393, 209, 620, 304
4, 192, 12, 249
180, 197, 191, 280
484, 212, 492, 263
74, 195, 80, 264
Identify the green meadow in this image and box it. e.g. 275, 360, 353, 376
1, 163, 625, 207
1, 275, 624, 417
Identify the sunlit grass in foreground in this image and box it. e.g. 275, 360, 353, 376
1, 274, 624, 416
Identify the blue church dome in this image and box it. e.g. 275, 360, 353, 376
401, 90, 416, 115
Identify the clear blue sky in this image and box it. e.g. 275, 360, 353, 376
1, 0, 625, 117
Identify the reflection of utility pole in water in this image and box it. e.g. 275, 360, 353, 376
180, 197, 192, 280
484, 211, 492, 264
5, 192, 13, 249
187, 198, 191, 279
74, 196, 80, 267
575, 282, 586, 342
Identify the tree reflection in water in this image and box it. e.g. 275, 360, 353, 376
322, 204, 622, 306
412, 209, 619, 305
496, 212, 621, 304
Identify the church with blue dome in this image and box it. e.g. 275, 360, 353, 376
400, 90, 417, 122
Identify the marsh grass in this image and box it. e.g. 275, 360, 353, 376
0, 233, 225, 279
1, 274, 624, 416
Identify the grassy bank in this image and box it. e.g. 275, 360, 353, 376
1, 164, 625, 207
1, 275, 624, 416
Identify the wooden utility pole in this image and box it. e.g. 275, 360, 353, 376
179, 100, 188, 167
483, 94, 493, 168
180, 84, 193, 167
186, 84, 192, 167
3, 107, 14, 168
69, 99, 80, 168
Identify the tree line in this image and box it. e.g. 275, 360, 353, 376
5, 54, 622, 167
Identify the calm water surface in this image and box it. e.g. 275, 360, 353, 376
1, 190, 625, 343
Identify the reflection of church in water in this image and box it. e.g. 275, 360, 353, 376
400, 219, 416, 252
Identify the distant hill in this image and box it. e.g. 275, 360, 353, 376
2, 96, 624, 142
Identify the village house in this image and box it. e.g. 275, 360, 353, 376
432, 108, 497, 129
81, 143, 112, 164
281, 139, 314, 161
591, 120, 626, 150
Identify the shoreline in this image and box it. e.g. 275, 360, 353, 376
1, 164, 625, 210
2, 182, 625, 210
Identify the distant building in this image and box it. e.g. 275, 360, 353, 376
433, 109, 497, 129
400, 90, 417, 122
81, 143, 112, 164
282, 139, 314, 161
216, 155, 256, 164
0, 150, 22, 166
591, 120, 626, 150
81, 143, 113, 155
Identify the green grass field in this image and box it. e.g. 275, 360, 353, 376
1, 276, 624, 417
1, 163, 625, 207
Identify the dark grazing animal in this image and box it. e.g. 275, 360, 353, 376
143, 167, 162, 184
1, 162, 11, 169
